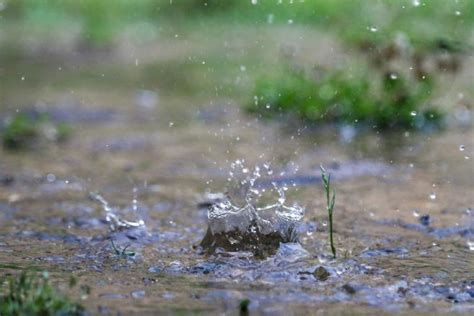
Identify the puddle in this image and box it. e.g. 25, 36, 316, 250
0, 26, 473, 315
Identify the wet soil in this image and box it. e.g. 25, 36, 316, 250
0, 25, 473, 315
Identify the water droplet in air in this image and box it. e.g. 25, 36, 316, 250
459, 144, 465, 151
288, 19, 294, 25
46, 173, 56, 183
412, 0, 421, 7
251, 0, 258, 4
410, 111, 417, 116
429, 192, 436, 200
455, 11, 461, 16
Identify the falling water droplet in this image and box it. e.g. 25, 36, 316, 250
410, 111, 417, 116
46, 173, 56, 183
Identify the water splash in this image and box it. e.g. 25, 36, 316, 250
89, 191, 145, 231
200, 161, 304, 257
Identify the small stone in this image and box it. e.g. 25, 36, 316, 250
131, 290, 146, 299
342, 283, 356, 294
419, 214, 430, 226
313, 266, 330, 281
397, 287, 409, 296
148, 266, 163, 273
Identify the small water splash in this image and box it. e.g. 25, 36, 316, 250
200, 161, 304, 257
89, 191, 145, 231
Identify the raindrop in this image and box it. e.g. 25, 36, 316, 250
412, 0, 421, 7
459, 144, 465, 151
287, 19, 294, 25
46, 173, 56, 183
429, 192, 436, 200
390, 73, 398, 80
410, 111, 417, 116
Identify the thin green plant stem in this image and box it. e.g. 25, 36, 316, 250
320, 165, 336, 258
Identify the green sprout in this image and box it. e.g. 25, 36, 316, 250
0, 271, 84, 316
320, 165, 336, 258
110, 240, 135, 258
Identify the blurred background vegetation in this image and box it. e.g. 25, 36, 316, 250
1, 0, 473, 148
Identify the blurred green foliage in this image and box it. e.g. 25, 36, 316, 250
0, 0, 469, 131
1, 0, 472, 51
249, 64, 442, 130
2, 113, 38, 149
0, 271, 84, 316
2, 112, 71, 149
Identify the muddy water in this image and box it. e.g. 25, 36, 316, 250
1, 30, 473, 315
0, 92, 472, 314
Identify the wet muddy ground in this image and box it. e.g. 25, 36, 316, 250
1, 25, 473, 315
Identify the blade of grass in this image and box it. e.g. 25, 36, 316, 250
320, 165, 336, 258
